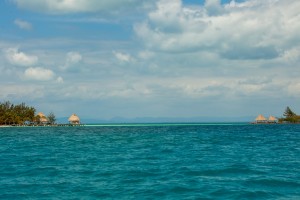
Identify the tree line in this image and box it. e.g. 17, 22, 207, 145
279, 106, 300, 123
0, 101, 56, 125
1, 101, 299, 125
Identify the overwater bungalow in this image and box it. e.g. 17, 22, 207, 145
37, 112, 48, 125
68, 114, 80, 124
255, 114, 267, 124
253, 114, 278, 124
268, 116, 278, 123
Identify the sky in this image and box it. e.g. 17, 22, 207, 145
1, 0, 300, 121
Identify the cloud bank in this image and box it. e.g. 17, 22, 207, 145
135, 0, 300, 60
11, 0, 151, 14
1, 0, 300, 119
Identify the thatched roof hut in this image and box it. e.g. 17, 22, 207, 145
68, 114, 80, 124
268, 116, 278, 123
37, 112, 48, 123
255, 114, 267, 123
37, 112, 46, 118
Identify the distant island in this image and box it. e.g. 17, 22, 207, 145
253, 106, 300, 124
1, 101, 300, 126
0, 101, 81, 126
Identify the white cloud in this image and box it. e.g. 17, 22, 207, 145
5, 48, 38, 67
138, 51, 154, 60
24, 67, 55, 81
205, 0, 223, 15
14, 19, 32, 30
287, 82, 300, 97
135, 0, 300, 60
281, 48, 300, 63
12, 0, 150, 14
56, 76, 64, 83
61, 51, 82, 70
113, 51, 133, 62
66, 51, 82, 64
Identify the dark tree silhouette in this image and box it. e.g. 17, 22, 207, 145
283, 106, 296, 118
47, 112, 56, 125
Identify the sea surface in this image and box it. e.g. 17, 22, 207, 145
0, 123, 299, 199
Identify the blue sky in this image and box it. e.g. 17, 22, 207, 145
1, 0, 300, 121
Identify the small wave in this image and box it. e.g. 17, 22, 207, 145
168, 185, 195, 193
244, 178, 300, 188
184, 165, 265, 178
235, 190, 280, 199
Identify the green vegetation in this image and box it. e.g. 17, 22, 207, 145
279, 106, 300, 123
0, 101, 36, 125
0, 101, 58, 126
47, 112, 56, 125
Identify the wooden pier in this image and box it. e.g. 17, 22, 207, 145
57, 124, 85, 127
1, 124, 85, 127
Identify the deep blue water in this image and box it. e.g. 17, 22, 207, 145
0, 124, 299, 199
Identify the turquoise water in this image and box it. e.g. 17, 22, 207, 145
0, 124, 299, 199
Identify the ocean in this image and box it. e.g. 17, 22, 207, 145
0, 123, 299, 199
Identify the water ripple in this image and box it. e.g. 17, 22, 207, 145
0, 124, 299, 199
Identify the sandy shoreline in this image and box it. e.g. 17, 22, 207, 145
0, 124, 85, 128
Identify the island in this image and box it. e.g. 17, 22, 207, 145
0, 101, 83, 127
253, 106, 300, 124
